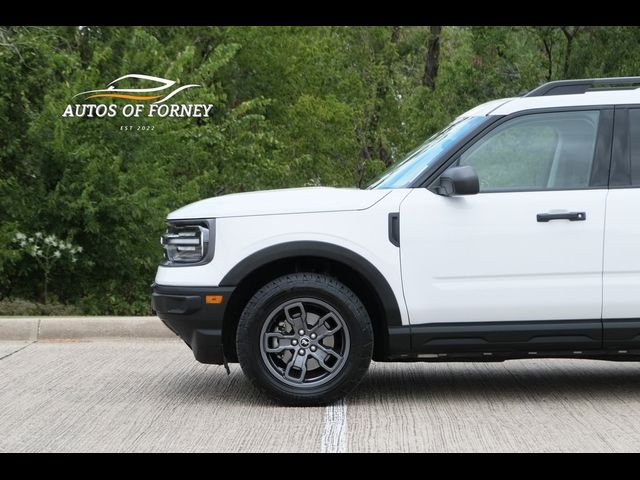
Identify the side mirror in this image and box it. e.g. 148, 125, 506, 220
436, 165, 479, 196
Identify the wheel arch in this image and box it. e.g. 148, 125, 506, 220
220, 241, 402, 362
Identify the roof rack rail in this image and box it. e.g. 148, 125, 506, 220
525, 76, 640, 97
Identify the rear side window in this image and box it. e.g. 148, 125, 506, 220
610, 108, 640, 187
627, 109, 640, 186
629, 108, 640, 187
457, 111, 600, 192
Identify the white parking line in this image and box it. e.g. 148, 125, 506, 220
321, 398, 348, 453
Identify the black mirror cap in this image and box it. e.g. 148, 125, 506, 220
438, 165, 479, 196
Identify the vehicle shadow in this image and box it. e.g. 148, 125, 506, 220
156, 360, 640, 408
156, 365, 287, 408
347, 360, 640, 405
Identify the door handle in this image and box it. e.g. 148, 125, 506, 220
536, 212, 586, 222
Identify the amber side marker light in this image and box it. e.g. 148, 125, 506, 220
205, 295, 224, 305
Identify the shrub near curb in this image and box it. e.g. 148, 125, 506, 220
0, 298, 83, 316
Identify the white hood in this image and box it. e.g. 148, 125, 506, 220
167, 187, 391, 220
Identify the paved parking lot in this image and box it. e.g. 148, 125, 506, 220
2, 339, 640, 452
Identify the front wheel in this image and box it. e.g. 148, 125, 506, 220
236, 273, 373, 406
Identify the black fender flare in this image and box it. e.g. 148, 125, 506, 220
219, 241, 402, 328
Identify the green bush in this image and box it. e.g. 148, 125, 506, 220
0, 298, 84, 316
2, 26, 639, 315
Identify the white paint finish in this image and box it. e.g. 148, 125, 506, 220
459, 97, 517, 117
321, 399, 348, 453
491, 89, 640, 116
167, 186, 391, 220
399, 188, 607, 323
156, 85, 640, 331
603, 188, 640, 318
156, 189, 412, 325
456, 88, 640, 120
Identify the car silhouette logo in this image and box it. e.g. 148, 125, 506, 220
73, 74, 200, 104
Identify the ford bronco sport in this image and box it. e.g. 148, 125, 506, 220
152, 77, 640, 405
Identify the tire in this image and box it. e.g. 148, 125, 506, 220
236, 272, 373, 406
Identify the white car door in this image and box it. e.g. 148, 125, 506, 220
603, 107, 640, 349
400, 109, 612, 353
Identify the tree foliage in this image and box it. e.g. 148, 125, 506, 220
1, 26, 639, 314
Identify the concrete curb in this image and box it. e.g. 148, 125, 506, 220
0, 317, 176, 341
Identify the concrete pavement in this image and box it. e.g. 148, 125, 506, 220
0, 317, 173, 341
2, 339, 640, 452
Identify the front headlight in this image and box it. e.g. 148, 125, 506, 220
160, 219, 215, 266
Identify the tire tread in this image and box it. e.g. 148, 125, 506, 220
236, 272, 373, 406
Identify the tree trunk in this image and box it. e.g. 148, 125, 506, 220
422, 26, 442, 89
355, 126, 372, 188
43, 271, 48, 305
391, 26, 401, 44
561, 26, 581, 78
543, 38, 553, 81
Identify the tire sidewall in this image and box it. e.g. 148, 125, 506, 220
237, 274, 372, 403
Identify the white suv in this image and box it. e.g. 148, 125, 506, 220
152, 77, 640, 405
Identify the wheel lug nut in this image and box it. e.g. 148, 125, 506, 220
292, 339, 298, 346
310, 333, 317, 339
299, 349, 306, 355
310, 345, 317, 352
298, 329, 305, 335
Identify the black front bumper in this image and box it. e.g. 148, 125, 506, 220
151, 283, 235, 365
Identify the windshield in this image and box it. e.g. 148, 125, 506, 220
368, 116, 487, 189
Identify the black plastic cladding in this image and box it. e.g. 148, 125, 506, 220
387, 318, 640, 360
219, 241, 403, 328
388, 213, 400, 247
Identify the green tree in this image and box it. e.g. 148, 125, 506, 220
2, 26, 640, 314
